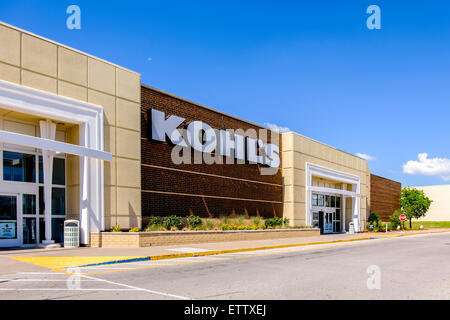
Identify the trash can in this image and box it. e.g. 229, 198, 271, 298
64, 220, 80, 248
348, 222, 355, 235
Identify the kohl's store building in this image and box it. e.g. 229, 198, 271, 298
0, 22, 400, 248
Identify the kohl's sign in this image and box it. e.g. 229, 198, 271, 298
146, 109, 280, 173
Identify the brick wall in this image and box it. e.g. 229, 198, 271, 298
370, 174, 401, 221
140, 85, 282, 226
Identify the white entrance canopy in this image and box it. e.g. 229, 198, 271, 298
307, 186, 361, 198
306, 162, 362, 232
0, 79, 111, 245
0, 130, 112, 161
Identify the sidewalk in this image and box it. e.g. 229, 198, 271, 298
1, 228, 449, 272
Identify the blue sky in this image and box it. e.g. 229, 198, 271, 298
1, 1, 449, 186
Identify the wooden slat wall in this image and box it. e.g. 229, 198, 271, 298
370, 174, 401, 221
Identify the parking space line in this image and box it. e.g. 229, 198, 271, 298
79, 274, 192, 300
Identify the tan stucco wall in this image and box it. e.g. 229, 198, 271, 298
415, 185, 450, 221
281, 132, 370, 229
0, 21, 142, 229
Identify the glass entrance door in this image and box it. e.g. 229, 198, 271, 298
323, 211, 333, 234
0, 194, 20, 247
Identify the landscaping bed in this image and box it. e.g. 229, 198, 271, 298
90, 228, 320, 248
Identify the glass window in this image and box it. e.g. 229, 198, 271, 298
52, 188, 66, 216
331, 196, 336, 208
39, 218, 45, 243
23, 218, 37, 245
39, 187, 66, 216
0, 196, 17, 240
53, 158, 66, 185
23, 194, 36, 216
318, 194, 324, 207
52, 218, 65, 244
325, 195, 330, 207
3, 152, 36, 182
336, 196, 341, 209
312, 193, 318, 206
0, 195, 17, 220
39, 187, 44, 216
335, 209, 341, 221
313, 212, 319, 221
39, 157, 65, 185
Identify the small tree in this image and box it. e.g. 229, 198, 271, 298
399, 187, 432, 229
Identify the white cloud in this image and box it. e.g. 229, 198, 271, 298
403, 153, 450, 181
356, 153, 375, 161
264, 122, 290, 133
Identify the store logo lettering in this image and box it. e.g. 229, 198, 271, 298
146, 109, 280, 169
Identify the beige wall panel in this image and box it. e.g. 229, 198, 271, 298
116, 128, 140, 160
116, 68, 140, 103
116, 158, 140, 188
55, 130, 65, 142
22, 70, 57, 93
104, 125, 116, 155
104, 156, 116, 186
88, 90, 115, 126
281, 133, 295, 151
66, 155, 79, 186
116, 98, 140, 130
116, 215, 141, 229
104, 186, 117, 216
22, 34, 57, 77
66, 185, 80, 220
58, 81, 87, 101
292, 185, 306, 203
282, 202, 297, 222
116, 187, 141, 227
66, 125, 79, 145
103, 215, 115, 230
282, 167, 306, 187
0, 62, 20, 84
283, 185, 294, 203
416, 185, 450, 221
58, 47, 87, 86
0, 25, 20, 66
3, 119, 36, 136
88, 58, 115, 95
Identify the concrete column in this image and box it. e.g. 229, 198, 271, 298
39, 120, 56, 245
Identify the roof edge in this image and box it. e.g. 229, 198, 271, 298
0, 20, 140, 76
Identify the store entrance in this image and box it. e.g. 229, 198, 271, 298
312, 193, 342, 234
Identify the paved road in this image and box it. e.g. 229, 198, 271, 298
1, 232, 450, 300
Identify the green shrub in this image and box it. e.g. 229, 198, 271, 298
283, 218, 290, 226
264, 217, 284, 228
148, 216, 162, 226
188, 216, 203, 229
163, 215, 184, 230
235, 215, 245, 225
368, 212, 382, 227
390, 209, 402, 230
129, 227, 141, 232
205, 219, 215, 230
252, 217, 262, 226
221, 216, 229, 224
112, 225, 121, 232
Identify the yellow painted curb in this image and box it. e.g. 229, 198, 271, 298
11, 256, 147, 269
147, 237, 374, 262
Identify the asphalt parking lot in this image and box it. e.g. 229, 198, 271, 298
1, 232, 450, 300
